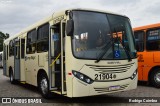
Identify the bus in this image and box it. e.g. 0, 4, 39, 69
3, 8, 137, 98
0, 51, 3, 67
134, 23, 160, 88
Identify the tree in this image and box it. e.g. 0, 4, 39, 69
0, 31, 10, 51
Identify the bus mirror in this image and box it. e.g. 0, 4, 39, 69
66, 19, 74, 36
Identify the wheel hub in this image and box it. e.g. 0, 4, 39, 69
10, 73, 13, 82
154, 73, 160, 83
40, 78, 48, 94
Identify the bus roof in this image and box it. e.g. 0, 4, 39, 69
133, 23, 160, 31
69, 8, 126, 17
4, 8, 127, 44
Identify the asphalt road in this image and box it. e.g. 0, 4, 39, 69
0, 68, 160, 106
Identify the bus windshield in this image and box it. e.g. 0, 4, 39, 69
72, 11, 136, 60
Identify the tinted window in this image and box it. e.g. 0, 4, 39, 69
72, 11, 136, 60
27, 30, 37, 42
9, 40, 14, 56
21, 39, 25, 58
15, 40, 20, 59
27, 29, 37, 54
38, 24, 49, 40
134, 31, 144, 52
146, 28, 160, 51
37, 23, 49, 52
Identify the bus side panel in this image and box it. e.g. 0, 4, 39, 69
20, 54, 25, 81
153, 52, 160, 63
8, 56, 14, 76
142, 52, 160, 81
137, 53, 143, 80
143, 67, 152, 81
140, 52, 153, 81
138, 67, 143, 80
25, 52, 48, 86
25, 54, 38, 85
65, 37, 74, 97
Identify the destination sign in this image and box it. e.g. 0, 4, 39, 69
147, 29, 160, 40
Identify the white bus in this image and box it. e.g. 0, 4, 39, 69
3, 8, 138, 98
0, 51, 3, 67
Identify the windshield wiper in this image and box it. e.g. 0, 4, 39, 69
95, 40, 112, 63
114, 28, 132, 62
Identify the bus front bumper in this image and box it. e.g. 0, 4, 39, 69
72, 75, 137, 97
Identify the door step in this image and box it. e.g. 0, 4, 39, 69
51, 90, 61, 95
52, 71, 61, 73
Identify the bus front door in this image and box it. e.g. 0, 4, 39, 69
49, 21, 66, 94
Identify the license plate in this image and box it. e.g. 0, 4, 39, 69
109, 86, 120, 91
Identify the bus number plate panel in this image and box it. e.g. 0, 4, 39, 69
95, 73, 116, 81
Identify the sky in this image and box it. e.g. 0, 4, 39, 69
0, 0, 160, 36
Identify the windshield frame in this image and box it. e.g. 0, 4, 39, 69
70, 10, 136, 60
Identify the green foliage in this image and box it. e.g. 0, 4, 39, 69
0, 31, 10, 51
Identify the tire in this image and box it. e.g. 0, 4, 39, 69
38, 73, 52, 98
9, 70, 16, 84
150, 68, 160, 88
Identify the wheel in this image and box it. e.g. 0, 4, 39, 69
150, 68, 160, 88
9, 70, 16, 84
38, 73, 52, 98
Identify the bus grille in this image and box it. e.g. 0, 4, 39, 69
94, 84, 129, 93
86, 63, 135, 74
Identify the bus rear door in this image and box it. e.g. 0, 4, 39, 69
14, 39, 20, 80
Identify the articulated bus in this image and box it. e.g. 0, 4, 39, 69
134, 23, 160, 88
3, 8, 137, 98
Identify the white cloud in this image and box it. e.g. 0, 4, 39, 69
0, 0, 160, 35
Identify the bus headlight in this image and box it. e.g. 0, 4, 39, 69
130, 70, 137, 80
72, 70, 94, 84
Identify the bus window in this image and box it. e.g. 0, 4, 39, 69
21, 39, 25, 59
37, 23, 49, 53
53, 24, 60, 56
27, 29, 37, 54
134, 31, 144, 52
146, 28, 160, 51
15, 41, 20, 59
9, 40, 14, 56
